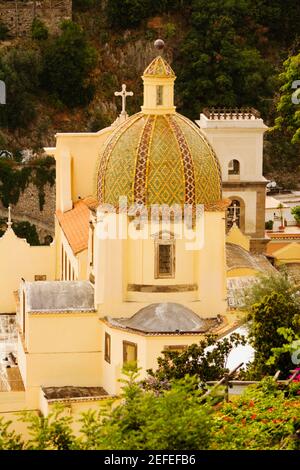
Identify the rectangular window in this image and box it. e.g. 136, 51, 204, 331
155, 240, 175, 278
123, 341, 137, 365
105, 332, 111, 364
156, 85, 163, 105
34, 275, 46, 281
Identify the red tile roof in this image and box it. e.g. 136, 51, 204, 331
56, 200, 92, 254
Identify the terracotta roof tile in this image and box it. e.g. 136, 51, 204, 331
82, 196, 99, 211
56, 201, 90, 254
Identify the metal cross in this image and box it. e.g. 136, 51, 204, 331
114, 84, 133, 115
7, 205, 12, 228
232, 203, 238, 225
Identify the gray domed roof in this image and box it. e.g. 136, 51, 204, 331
107, 302, 219, 334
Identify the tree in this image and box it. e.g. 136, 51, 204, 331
268, 327, 300, 377
0, 21, 9, 41
41, 21, 96, 107
0, 47, 41, 129
243, 271, 300, 312
0, 373, 299, 450
13, 221, 40, 246
23, 405, 75, 450
0, 417, 24, 450
105, 0, 183, 29
31, 18, 48, 41
273, 53, 300, 144
79, 371, 213, 450
246, 292, 300, 378
291, 206, 300, 224
176, 0, 274, 118
143, 333, 246, 391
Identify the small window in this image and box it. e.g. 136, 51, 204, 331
155, 240, 175, 278
34, 275, 46, 281
123, 341, 137, 365
156, 85, 163, 105
228, 159, 240, 175
227, 199, 241, 230
105, 332, 111, 364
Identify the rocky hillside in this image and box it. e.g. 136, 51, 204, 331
0, 0, 299, 188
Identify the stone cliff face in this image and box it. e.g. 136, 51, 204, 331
0, 0, 72, 37
0, 182, 55, 243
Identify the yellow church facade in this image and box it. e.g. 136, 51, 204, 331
0, 46, 296, 420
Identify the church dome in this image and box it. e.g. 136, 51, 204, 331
96, 53, 222, 207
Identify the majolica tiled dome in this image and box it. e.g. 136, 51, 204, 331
96, 54, 222, 207
97, 112, 222, 207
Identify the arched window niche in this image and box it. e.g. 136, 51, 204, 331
154, 231, 175, 279
226, 198, 245, 232
228, 159, 240, 180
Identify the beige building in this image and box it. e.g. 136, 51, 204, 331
197, 108, 268, 253
0, 46, 289, 421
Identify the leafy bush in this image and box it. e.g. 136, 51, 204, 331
265, 220, 274, 230
0, 21, 9, 40
41, 21, 96, 107
211, 377, 300, 450
13, 221, 40, 246
0, 157, 55, 210
144, 333, 246, 390
0, 47, 41, 129
246, 292, 300, 378
31, 18, 48, 41
291, 206, 300, 224
0, 374, 299, 450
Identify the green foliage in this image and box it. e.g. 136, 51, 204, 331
73, 0, 100, 11
291, 206, 300, 224
265, 220, 274, 230
211, 377, 300, 450
0, 157, 55, 210
0, 374, 300, 450
105, 0, 152, 29
31, 18, 49, 41
273, 53, 300, 144
23, 405, 76, 450
0, 21, 9, 40
13, 221, 40, 246
176, 0, 274, 118
105, 0, 184, 29
144, 334, 246, 390
268, 327, 300, 370
0, 47, 41, 129
243, 271, 299, 312
78, 371, 213, 450
247, 292, 300, 378
41, 21, 97, 107
0, 417, 24, 450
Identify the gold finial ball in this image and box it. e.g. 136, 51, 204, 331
154, 39, 165, 51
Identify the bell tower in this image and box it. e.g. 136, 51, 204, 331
196, 107, 269, 253
141, 40, 176, 115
